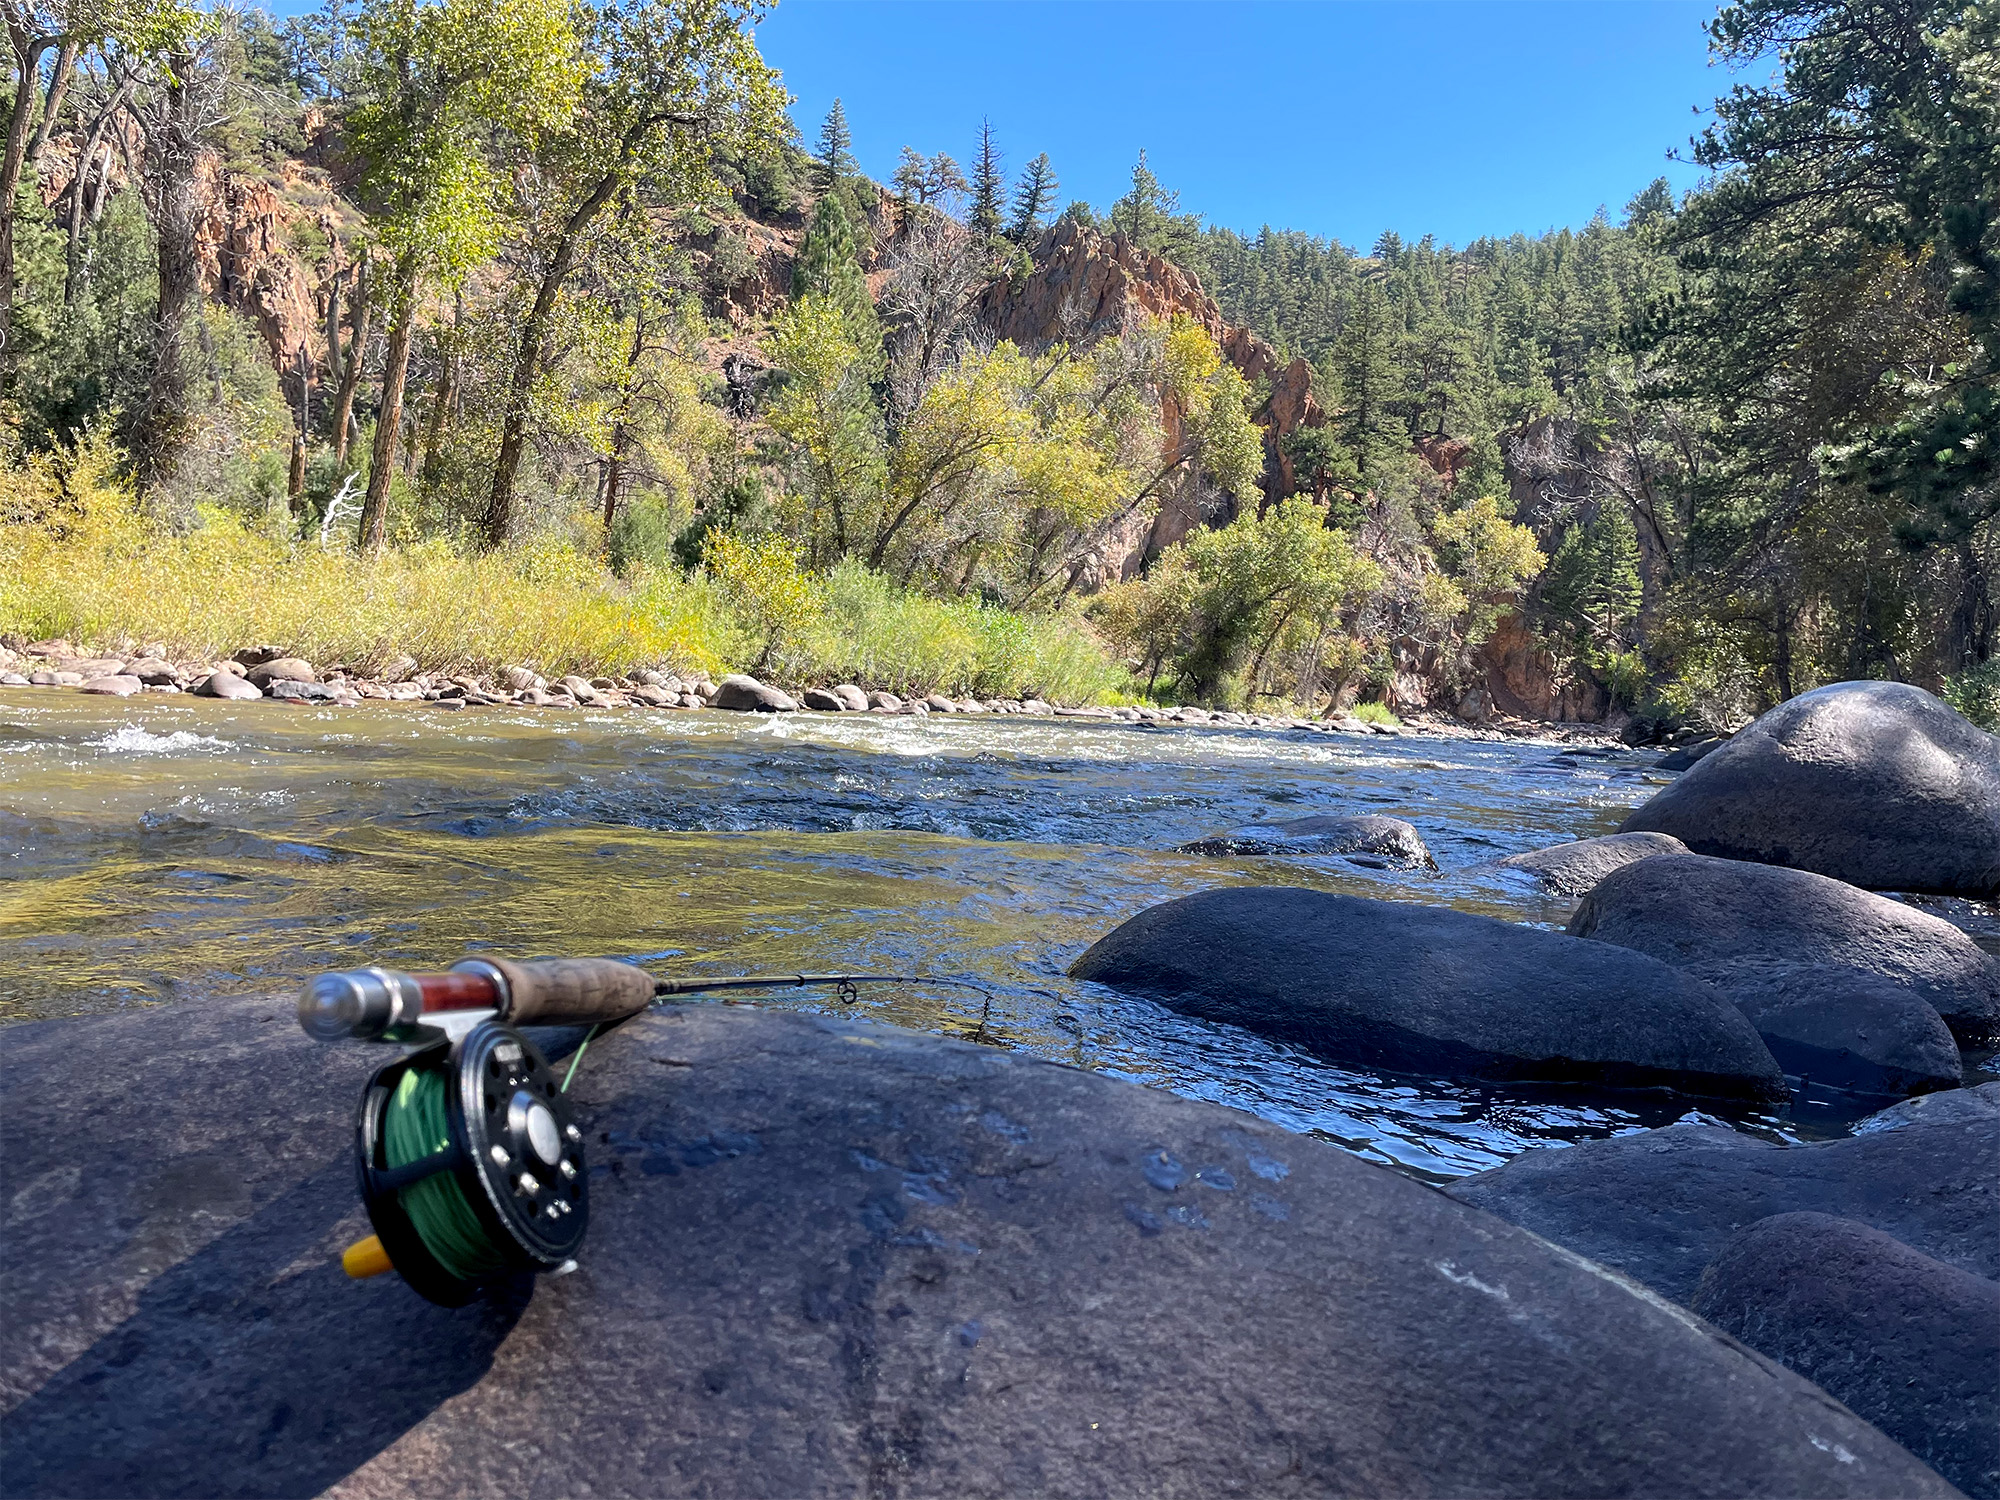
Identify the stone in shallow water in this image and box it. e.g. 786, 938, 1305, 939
711, 673, 796, 712
1070, 886, 1785, 1099
1448, 1110, 2000, 1305
1176, 813, 1431, 865
1621, 679, 2000, 896
194, 671, 264, 700
1493, 831, 1688, 896
1571, 852, 2000, 1045
0, 997, 1943, 1499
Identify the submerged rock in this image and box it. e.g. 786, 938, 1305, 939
1692, 1213, 2000, 1499
1494, 831, 1688, 896
1175, 813, 1432, 865
77, 674, 141, 696
0, 996, 1946, 1499
1571, 852, 2000, 1045
1654, 736, 1728, 771
1070, 887, 1784, 1099
1856, 1080, 2000, 1134
1621, 680, 2000, 896
1448, 1110, 2000, 1305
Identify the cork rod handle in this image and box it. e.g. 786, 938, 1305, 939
482, 956, 656, 1026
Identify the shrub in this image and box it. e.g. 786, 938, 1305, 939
1942, 659, 2000, 731
1350, 700, 1401, 726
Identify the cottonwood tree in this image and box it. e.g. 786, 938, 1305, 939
344, 0, 584, 551
480, 0, 785, 546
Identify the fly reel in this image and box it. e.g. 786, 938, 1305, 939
354, 1021, 588, 1307
301, 953, 978, 1306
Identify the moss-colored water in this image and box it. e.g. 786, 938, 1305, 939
1, 690, 1771, 1179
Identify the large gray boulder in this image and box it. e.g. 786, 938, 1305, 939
0, 996, 1949, 1499
1620, 680, 2000, 896
1494, 831, 1689, 896
1571, 853, 2000, 1045
710, 672, 797, 712
1692, 1212, 2000, 1499
1175, 813, 1431, 865
1071, 888, 1785, 1099
1448, 1111, 2000, 1305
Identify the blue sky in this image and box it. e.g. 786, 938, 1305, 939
755, 0, 1741, 248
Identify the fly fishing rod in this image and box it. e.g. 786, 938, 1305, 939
298, 956, 981, 1307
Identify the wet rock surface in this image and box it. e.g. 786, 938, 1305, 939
1571, 853, 2000, 1045
1691, 1211, 2000, 1499
1493, 831, 1689, 895
0, 996, 1950, 1500
1621, 680, 2000, 896
1175, 813, 1432, 865
1448, 1111, 2000, 1305
1070, 887, 1785, 1099
1699, 962, 1962, 1097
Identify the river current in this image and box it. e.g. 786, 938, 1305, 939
0, 690, 1916, 1182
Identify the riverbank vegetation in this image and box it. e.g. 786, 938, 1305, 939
0, 0, 1992, 722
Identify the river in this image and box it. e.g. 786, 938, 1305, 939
2, 689, 1939, 1183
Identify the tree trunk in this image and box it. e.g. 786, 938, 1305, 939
358, 256, 417, 552
0, 31, 52, 361
418, 338, 457, 491
25, 35, 72, 167
483, 167, 626, 548
132, 62, 204, 493
332, 256, 372, 465
63, 80, 131, 301
288, 432, 306, 516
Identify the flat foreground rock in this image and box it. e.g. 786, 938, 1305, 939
0, 997, 1944, 1499
1692, 1213, 2000, 1499
1072, 887, 1785, 1099
1620, 680, 2000, 896
1448, 1112, 2000, 1305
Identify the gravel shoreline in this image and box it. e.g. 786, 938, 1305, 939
0, 637, 1624, 746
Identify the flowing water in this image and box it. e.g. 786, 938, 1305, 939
2, 689, 1953, 1183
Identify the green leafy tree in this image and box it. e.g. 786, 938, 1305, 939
480, 0, 785, 545
344, 0, 585, 550
1327, 277, 1408, 487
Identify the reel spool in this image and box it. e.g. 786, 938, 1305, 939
354, 1021, 588, 1307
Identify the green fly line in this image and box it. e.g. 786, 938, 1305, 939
384, 1065, 506, 1280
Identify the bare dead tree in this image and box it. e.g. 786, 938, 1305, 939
879, 207, 987, 421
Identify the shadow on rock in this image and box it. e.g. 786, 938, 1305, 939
0, 1160, 527, 1500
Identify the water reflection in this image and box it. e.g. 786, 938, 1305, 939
0, 690, 1787, 1179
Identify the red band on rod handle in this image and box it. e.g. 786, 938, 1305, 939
409, 970, 502, 1012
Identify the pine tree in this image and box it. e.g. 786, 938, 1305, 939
1009, 152, 1058, 243
815, 99, 855, 189
968, 119, 1005, 239
791, 188, 883, 374
1329, 277, 1410, 486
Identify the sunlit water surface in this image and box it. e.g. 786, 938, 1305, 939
7, 690, 1974, 1182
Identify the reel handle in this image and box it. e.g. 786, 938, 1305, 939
466, 956, 656, 1026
